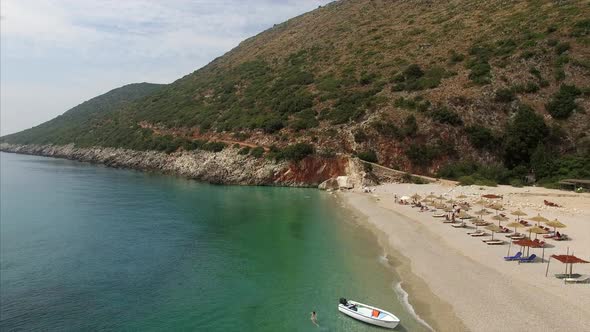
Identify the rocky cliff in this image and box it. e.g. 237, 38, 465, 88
0, 143, 369, 188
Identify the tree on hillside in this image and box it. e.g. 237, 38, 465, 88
503, 105, 549, 168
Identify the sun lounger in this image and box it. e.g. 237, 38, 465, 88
484, 240, 504, 245
451, 223, 466, 228
470, 231, 486, 237
554, 234, 569, 241
506, 233, 522, 238
518, 254, 537, 263
510, 235, 525, 240
432, 213, 446, 218
564, 275, 590, 284
504, 252, 522, 261
555, 273, 581, 279
543, 233, 555, 239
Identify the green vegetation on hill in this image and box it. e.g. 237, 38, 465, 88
2, 0, 590, 186
1, 83, 164, 146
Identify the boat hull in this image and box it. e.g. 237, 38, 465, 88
338, 304, 399, 329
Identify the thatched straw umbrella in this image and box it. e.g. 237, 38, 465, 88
528, 226, 548, 240
474, 199, 488, 207
457, 194, 468, 199
474, 208, 492, 218
487, 203, 504, 215
545, 219, 566, 233
530, 214, 549, 226
485, 224, 503, 241
506, 221, 526, 234
491, 214, 509, 227
511, 209, 527, 221
457, 211, 473, 220
411, 193, 422, 201
434, 202, 447, 210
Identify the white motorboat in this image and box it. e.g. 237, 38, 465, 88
338, 298, 400, 329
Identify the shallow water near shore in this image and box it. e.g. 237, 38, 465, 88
0, 152, 429, 331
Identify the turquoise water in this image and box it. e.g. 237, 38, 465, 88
0, 152, 428, 331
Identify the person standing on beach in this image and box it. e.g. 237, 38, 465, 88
311, 311, 319, 327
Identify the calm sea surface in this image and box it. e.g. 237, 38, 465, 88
0, 152, 428, 331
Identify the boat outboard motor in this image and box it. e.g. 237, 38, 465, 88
339, 298, 348, 305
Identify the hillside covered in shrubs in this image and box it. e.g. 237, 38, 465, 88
2, 0, 590, 186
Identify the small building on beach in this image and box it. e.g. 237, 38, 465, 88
558, 179, 590, 192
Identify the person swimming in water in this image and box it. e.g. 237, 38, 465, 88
311, 311, 319, 327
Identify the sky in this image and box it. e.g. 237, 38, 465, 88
0, 0, 333, 135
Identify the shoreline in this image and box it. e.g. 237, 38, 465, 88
335, 193, 466, 332
0, 143, 360, 188
338, 184, 590, 332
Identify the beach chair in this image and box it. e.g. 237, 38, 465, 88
504, 252, 522, 261
555, 273, 581, 279
470, 231, 486, 237
451, 223, 466, 228
484, 240, 504, 245
518, 254, 537, 263
564, 275, 590, 284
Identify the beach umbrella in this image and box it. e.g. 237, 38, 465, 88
545, 219, 566, 233
457, 194, 468, 199
435, 195, 446, 202
474, 199, 488, 207
529, 214, 549, 226
550, 254, 589, 279
506, 221, 525, 234
443, 207, 454, 213
485, 224, 503, 241
511, 209, 527, 221
487, 203, 503, 215
457, 211, 473, 219
513, 238, 543, 259
426, 194, 437, 199
474, 208, 492, 217
491, 214, 509, 227
458, 202, 471, 211
434, 202, 446, 209
528, 226, 548, 240
446, 199, 457, 204
411, 193, 422, 201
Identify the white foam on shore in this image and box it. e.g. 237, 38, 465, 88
393, 281, 435, 332
376, 253, 434, 331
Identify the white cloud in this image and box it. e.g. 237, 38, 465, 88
0, 0, 334, 134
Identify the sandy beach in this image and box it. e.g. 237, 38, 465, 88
338, 183, 590, 332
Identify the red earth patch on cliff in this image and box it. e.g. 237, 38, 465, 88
274, 155, 349, 186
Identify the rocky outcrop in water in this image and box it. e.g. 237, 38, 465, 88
0, 143, 369, 188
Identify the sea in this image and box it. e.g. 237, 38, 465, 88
0, 152, 430, 331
